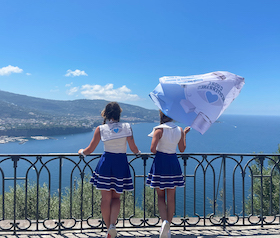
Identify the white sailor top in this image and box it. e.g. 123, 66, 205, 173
148, 122, 181, 154
99, 122, 132, 153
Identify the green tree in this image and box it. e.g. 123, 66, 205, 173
245, 145, 280, 216
0, 182, 59, 219
143, 186, 159, 218
0, 175, 154, 220
60, 175, 102, 219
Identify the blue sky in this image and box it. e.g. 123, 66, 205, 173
1, 0, 280, 116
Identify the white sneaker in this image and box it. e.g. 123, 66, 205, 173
167, 229, 171, 238
106, 224, 117, 238
159, 220, 170, 238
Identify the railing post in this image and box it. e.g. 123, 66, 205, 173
221, 154, 228, 230
182, 154, 188, 231
80, 171, 85, 232
11, 155, 20, 235
141, 154, 149, 227
259, 155, 265, 227
57, 156, 63, 235
202, 154, 207, 226
241, 155, 246, 226
123, 191, 126, 227
36, 156, 42, 231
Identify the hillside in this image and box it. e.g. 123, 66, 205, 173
0, 90, 159, 137
0, 90, 158, 119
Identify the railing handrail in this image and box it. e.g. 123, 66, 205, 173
1, 152, 279, 156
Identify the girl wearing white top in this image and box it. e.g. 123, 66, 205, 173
147, 111, 190, 238
79, 102, 140, 238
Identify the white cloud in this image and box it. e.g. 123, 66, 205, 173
65, 82, 73, 87
65, 69, 88, 77
26, 73, 31, 76
67, 86, 79, 95
0, 65, 23, 76
80, 83, 140, 101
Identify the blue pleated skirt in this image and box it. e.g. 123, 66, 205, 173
90, 152, 133, 193
146, 151, 185, 189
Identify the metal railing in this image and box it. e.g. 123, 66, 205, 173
0, 153, 280, 234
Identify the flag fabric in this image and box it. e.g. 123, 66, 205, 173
149, 71, 245, 134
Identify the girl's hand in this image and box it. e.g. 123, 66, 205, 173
184, 127, 191, 134
78, 149, 86, 157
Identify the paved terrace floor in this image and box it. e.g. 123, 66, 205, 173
1, 225, 280, 238
1, 218, 280, 238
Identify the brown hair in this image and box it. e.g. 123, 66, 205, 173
101, 102, 122, 124
159, 110, 173, 124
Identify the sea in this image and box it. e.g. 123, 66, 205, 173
1, 114, 280, 216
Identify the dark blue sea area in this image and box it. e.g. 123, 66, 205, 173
1, 114, 279, 154
1, 114, 280, 217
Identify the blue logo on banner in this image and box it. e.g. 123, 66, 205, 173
206, 91, 218, 103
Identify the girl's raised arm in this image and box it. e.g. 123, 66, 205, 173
78, 126, 101, 156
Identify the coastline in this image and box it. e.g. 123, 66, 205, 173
0, 135, 58, 144
0, 121, 155, 144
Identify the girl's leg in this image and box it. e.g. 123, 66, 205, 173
101, 190, 121, 229
166, 188, 176, 223
156, 188, 176, 223
101, 190, 112, 229
156, 188, 167, 221
109, 190, 121, 225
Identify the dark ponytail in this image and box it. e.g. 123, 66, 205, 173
159, 110, 173, 124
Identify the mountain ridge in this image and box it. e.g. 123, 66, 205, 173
0, 90, 159, 137
0, 90, 158, 118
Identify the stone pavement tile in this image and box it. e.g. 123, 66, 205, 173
75, 233, 91, 238
124, 231, 144, 237
174, 227, 226, 237
117, 231, 131, 236
61, 232, 98, 238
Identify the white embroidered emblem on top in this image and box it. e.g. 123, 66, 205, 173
100, 122, 132, 142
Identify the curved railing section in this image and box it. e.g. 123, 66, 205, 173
0, 153, 280, 234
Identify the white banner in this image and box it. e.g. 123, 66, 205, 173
150, 71, 245, 134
